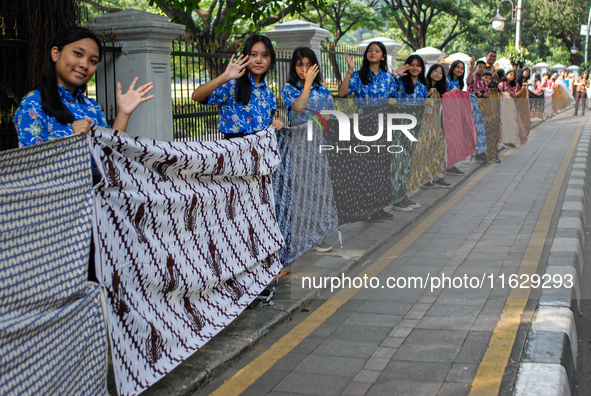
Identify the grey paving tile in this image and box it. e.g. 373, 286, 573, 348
343, 312, 403, 328
354, 369, 381, 383
240, 369, 292, 396
379, 360, 451, 381
380, 336, 405, 348
293, 354, 367, 376
454, 331, 493, 364
445, 362, 479, 382
272, 353, 309, 371
331, 324, 391, 343
355, 300, 414, 316
342, 382, 372, 396
273, 371, 350, 395
366, 379, 442, 396
416, 315, 477, 331
291, 336, 325, 355
364, 357, 390, 371
312, 338, 378, 359
437, 382, 471, 396
426, 303, 484, 316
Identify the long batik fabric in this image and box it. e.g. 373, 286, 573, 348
515, 89, 531, 144
479, 94, 501, 161
499, 92, 522, 145
441, 90, 477, 169
0, 135, 107, 395
470, 95, 487, 155
324, 108, 392, 224
407, 95, 445, 193
289, 123, 338, 261
544, 88, 555, 118
389, 103, 425, 200
272, 130, 292, 266
90, 126, 283, 396
529, 91, 545, 118
552, 84, 572, 112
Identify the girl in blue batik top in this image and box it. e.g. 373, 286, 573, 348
281, 47, 334, 126
281, 47, 335, 252
393, 54, 429, 105
192, 35, 283, 138
338, 41, 397, 108
446, 58, 475, 92
15, 26, 154, 147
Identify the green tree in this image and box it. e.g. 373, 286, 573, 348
380, 0, 490, 51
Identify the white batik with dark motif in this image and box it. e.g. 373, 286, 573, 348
89, 126, 283, 396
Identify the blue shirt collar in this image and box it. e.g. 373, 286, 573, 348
248, 74, 267, 88
58, 84, 85, 102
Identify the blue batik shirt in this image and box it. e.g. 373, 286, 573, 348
281, 82, 335, 125
15, 85, 108, 147
394, 76, 428, 104
344, 69, 397, 107
203, 74, 276, 135
446, 77, 463, 92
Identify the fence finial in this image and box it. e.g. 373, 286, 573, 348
13, 19, 18, 38
1, 18, 5, 37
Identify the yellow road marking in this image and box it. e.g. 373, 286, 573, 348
469, 118, 584, 396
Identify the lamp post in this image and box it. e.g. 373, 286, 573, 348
585, 6, 591, 64
491, 0, 523, 49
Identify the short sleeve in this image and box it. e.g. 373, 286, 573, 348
281, 83, 301, 109
203, 81, 233, 105
347, 71, 361, 97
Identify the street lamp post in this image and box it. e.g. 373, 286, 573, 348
491, 0, 523, 49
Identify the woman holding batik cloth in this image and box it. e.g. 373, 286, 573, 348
515, 68, 532, 140
389, 54, 429, 212
339, 41, 398, 221
281, 47, 335, 253
442, 59, 473, 175
412, 64, 450, 190
498, 70, 525, 146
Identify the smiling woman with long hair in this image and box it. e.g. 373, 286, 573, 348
15, 26, 154, 147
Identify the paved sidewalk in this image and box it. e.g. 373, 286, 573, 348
116, 111, 587, 396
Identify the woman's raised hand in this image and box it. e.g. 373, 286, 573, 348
396, 64, 410, 77
223, 54, 251, 81
344, 51, 355, 72
116, 77, 155, 117
304, 64, 319, 84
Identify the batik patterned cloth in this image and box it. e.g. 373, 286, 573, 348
544, 89, 555, 118
89, 126, 283, 396
406, 96, 444, 194
0, 135, 107, 395
271, 124, 338, 266
441, 90, 477, 169
289, 123, 338, 260
515, 88, 531, 143
499, 92, 522, 145
478, 93, 501, 161
529, 90, 545, 118
470, 94, 488, 154
323, 108, 392, 224
552, 84, 572, 112
389, 103, 425, 200
272, 130, 292, 266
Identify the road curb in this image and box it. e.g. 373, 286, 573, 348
514, 120, 590, 396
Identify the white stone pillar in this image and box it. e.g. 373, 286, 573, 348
266, 20, 329, 64
413, 47, 447, 78
89, 9, 185, 141
357, 37, 403, 73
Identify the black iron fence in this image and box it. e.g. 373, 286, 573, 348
0, 17, 27, 151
